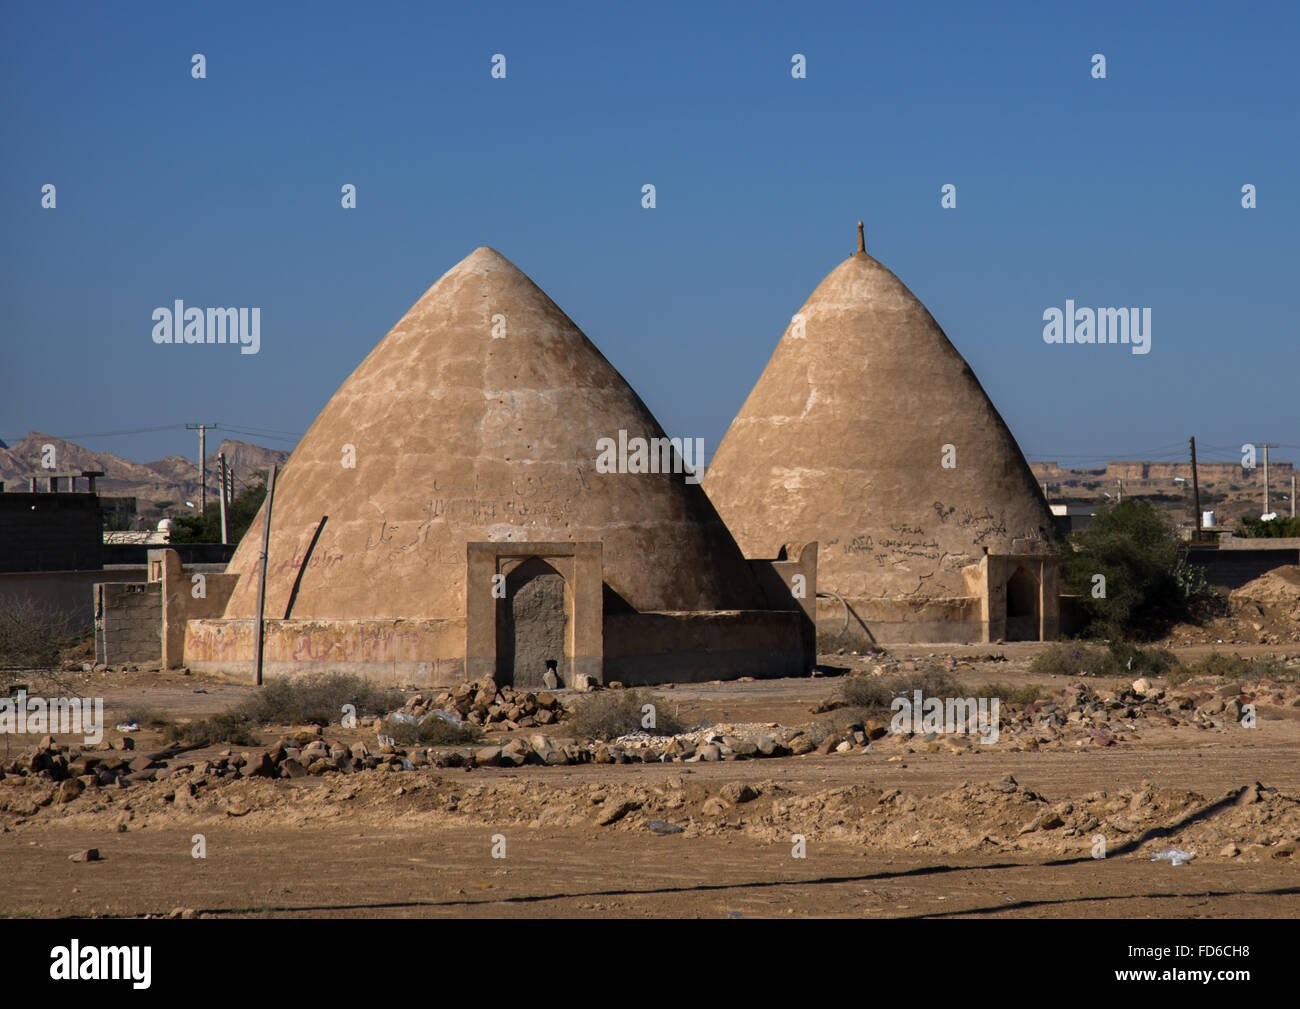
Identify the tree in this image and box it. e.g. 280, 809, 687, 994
1063, 499, 1214, 640
170, 474, 267, 545
1235, 515, 1300, 538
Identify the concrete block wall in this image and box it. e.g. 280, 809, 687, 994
0, 493, 103, 573
94, 581, 161, 664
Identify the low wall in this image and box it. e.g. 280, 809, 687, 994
103, 542, 237, 566
603, 610, 806, 683
0, 567, 147, 630
815, 595, 984, 646
154, 549, 239, 668
1185, 546, 1300, 590
184, 617, 467, 685
746, 542, 818, 672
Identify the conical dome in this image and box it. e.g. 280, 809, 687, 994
222, 247, 764, 620
703, 242, 1055, 604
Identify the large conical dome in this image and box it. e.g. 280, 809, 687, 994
703, 239, 1055, 605
222, 247, 764, 620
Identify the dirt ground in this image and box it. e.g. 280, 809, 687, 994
3, 638, 1299, 919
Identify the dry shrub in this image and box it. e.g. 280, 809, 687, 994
380, 712, 480, 746
563, 688, 683, 741
238, 672, 405, 727
1166, 652, 1289, 687
838, 666, 963, 713
162, 711, 260, 747
976, 682, 1044, 705
0, 598, 82, 670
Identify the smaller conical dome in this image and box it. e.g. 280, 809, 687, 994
704, 235, 1055, 604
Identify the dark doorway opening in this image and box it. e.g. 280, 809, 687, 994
496, 557, 569, 687
1005, 566, 1040, 641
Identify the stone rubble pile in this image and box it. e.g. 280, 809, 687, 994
401, 678, 566, 729
997, 676, 1300, 752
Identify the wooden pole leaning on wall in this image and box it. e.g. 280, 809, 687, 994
253, 464, 278, 687
218, 453, 229, 545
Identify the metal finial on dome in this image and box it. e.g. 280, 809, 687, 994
856, 221, 865, 254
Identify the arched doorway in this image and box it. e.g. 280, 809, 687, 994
496, 557, 569, 687
1005, 566, 1040, 641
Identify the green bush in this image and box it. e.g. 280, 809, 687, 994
169, 476, 268, 545
1063, 500, 1216, 639
1235, 515, 1300, 538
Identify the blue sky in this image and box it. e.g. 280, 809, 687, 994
2, 0, 1296, 471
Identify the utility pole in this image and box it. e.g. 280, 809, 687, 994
1116, 479, 1123, 503
1190, 436, 1203, 541
1292, 475, 1296, 519
218, 452, 229, 544
1261, 443, 1271, 516
186, 423, 218, 512
253, 464, 279, 688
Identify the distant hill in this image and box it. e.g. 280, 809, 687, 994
0, 431, 291, 518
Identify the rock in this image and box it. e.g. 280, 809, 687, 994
128, 756, 155, 773
835, 740, 854, 753
720, 782, 759, 804
279, 758, 307, 779
788, 734, 815, 756
528, 734, 557, 763
756, 737, 779, 756
597, 799, 641, 826
542, 670, 560, 690
473, 747, 503, 767
1220, 842, 1240, 857
572, 673, 594, 692
646, 820, 684, 835
696, 744, 722, 762
702, 796, 730, 816
731, 739, 759, 759
1236, 782, 1262, 805
57, 778, 84, 803
815, 733, 841, 755
69, 848, 100, 862
1131, 678, 1152, 695
242, 752, 275, 778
